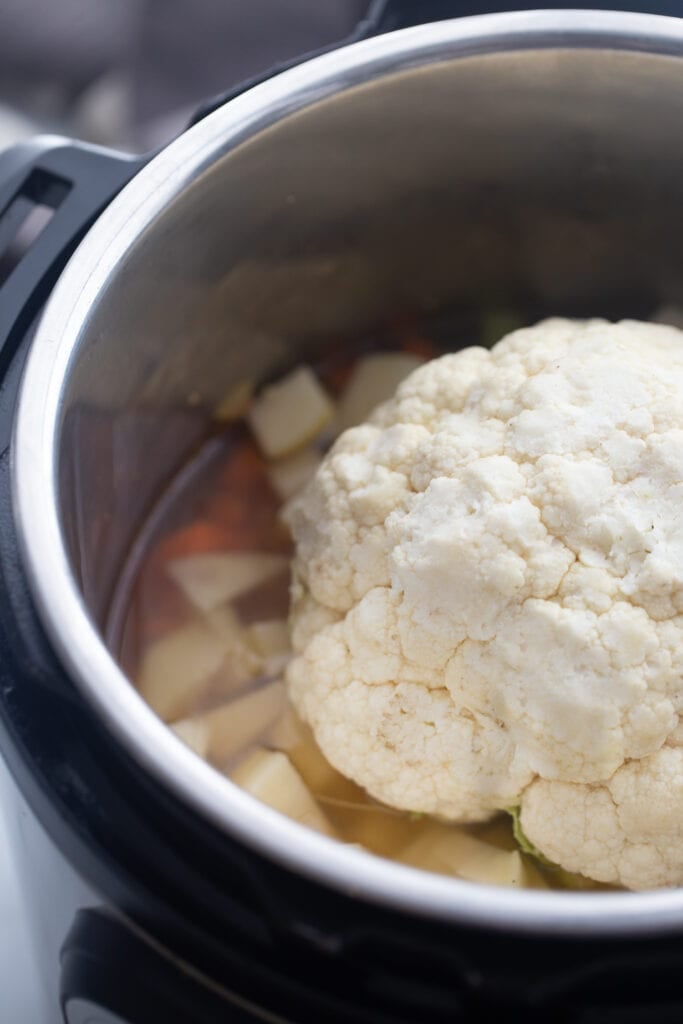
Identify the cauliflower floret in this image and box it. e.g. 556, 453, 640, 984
520, 746, 683, 889
285, 318, 683, 889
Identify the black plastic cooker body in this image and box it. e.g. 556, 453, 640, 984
2, 4, 683, 1022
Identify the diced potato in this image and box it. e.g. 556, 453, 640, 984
652, 304, 683, 331
168, 551, 288, 612
268, 708, 373, 813
321, 799, 425, 859
207, 603, 265, 681
213, 378, 254, 422
259, 709, 467, 858
247, 619, 290, 658
231, 748, 335, 836
172, 680, 288, 763
268, 708, 341, 793
171, 716, 210, 757
267, 705, 305, 749
138, 619, 233, 722
247, 366, 335, 458
519, 859, 550, 890
138, 606, 263, 722
204, 602, 248, 645
471, 814, 519, 852
337, 353, 423, 430
247, 618, 292, 676
267, 448, 322, 500
399, 824, 543, 888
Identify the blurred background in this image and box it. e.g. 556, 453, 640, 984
3, 1, 681, 155
0, 0, 370, 153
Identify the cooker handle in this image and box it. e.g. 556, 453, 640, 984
188, 0, 470, 126
0, 137, 144, 372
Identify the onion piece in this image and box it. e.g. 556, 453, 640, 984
167, 551, 288, 612
171, 680, 287, 762
337, 352, 423, 431
247, 366, 334, 458
231, 748, 335, 837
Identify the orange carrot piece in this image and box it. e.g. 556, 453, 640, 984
155, 519, 234, 563
399, 334, 440, 360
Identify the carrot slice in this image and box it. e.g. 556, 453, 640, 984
155, 519, 234, 563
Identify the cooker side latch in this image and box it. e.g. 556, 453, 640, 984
0, 139, 144, 378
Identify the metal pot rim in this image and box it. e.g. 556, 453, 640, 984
13, 9, 683, 936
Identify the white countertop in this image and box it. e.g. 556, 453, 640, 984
0, 760, 46, 1023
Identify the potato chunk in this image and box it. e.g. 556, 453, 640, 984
167, 551, 288, 612
138, 618, 258, 721
213, 378, 254, 422
267, 448, 322, 500
399, 825, 546, 888
337, 353, 423, 430
171, 680, 287, 762
231, 748, 335, 836
247, 366, 334, 458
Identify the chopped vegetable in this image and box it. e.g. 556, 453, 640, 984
247, 366, 335, 458
213, 379, 254, 422
267, 448, 322, 500
266, 706, 407, 850
154, 519, 234, 562
207, 442, 290, 553
399, 825, 546, 888
171, 680, 287, 762
203, 602, 247, 644
171, 716, 208, 756
246, 618, 291, 676
267, 708, 344, 794
130, 330, 653, 892
246, 619, 290, 656
336, 352, 423, 431
168, 551, 288, 612
230, 748, 335, 836
138, 618, 253, 722
397, 335, 440, 361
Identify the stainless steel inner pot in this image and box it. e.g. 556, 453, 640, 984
13, 10, 683, 935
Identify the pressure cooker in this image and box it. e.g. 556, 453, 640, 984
1, 3, 683, 1021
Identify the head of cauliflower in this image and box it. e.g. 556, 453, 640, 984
285, 318, 683, 889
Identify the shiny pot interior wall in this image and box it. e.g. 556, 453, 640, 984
57, 47, 683, 626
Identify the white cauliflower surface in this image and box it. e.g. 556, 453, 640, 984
285, 319, 683, 889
